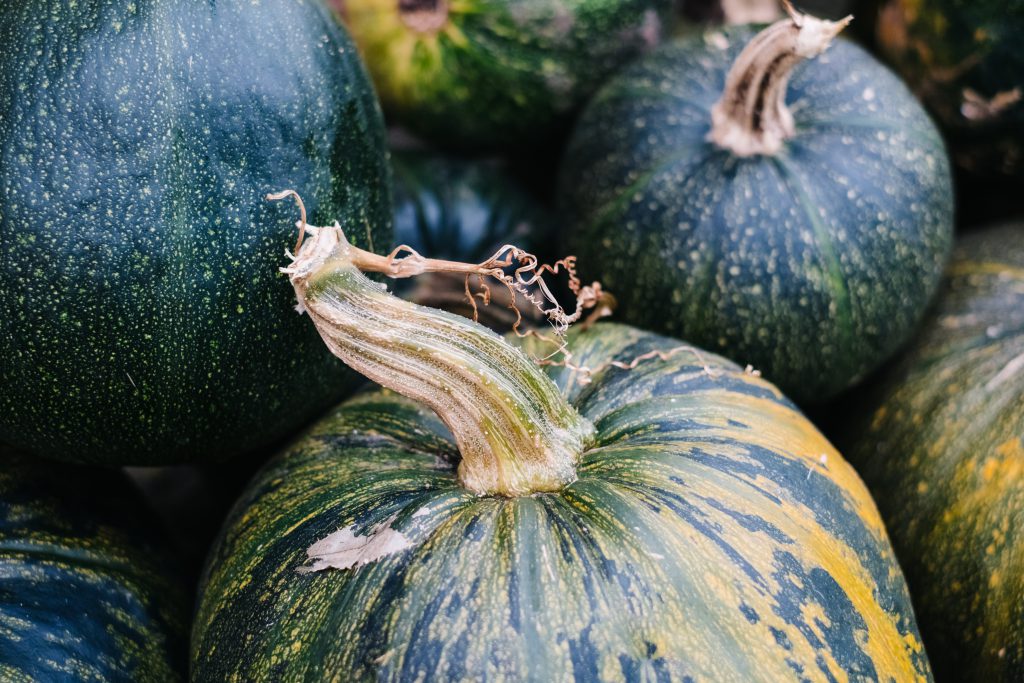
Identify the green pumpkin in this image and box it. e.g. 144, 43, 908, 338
842, 223, 1024, 681
0, 451, 187, 681
559, 18, 954, 404
192, 223, 931, 680
389, 149, 555, 329
876, 0, 1024, 177
392, 150, 550, 262
340, 0, 675, 150
682, 0, 858, 23
0, 0, 391, 465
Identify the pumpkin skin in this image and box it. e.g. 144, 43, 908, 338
682, 0, 859, 23
559, 27, 953, 404
842, 223, 1024, 681
340, 0, 675, 150
0, 451, 187, 681
876, 0, 1024, 177
0, 0, 391, 465
390, 149, 554, 329
392, 150, 549, 262
193, 323, 931, 681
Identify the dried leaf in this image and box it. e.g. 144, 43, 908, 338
297, 516, 412, 574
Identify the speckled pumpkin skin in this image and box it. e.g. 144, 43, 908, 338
193, 323, 931, 681
341, 0, 674, 150
0, 0, 391, 465
876, 0, 1024, 177
843, 223, 1024, 681
559, 27, 953, 404
0, 451, 187, 681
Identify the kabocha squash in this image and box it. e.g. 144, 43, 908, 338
559, 11, 954, 404
682, 0, 858, 24
392, 150, 549, 262
876, 0, 1024, 177
0, 450, 187, 681
390, 149, 554, 327
842, 223, 1024, 681
0, 0, 391, 465
192, 222, 932, 681
339, 0, 675, 150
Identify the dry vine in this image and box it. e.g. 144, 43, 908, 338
268, 190, 750, 384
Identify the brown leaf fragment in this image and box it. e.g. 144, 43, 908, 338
297, 517, 413, 573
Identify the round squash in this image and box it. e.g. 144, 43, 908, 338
0, 0, 391, 465
876, 0, 1024, 177
390, 149, 553, 329
559, 15, 954, 404
340, 0, 675, 150
683, 0, 858, 24
392, 150, 549, 262
192, 224, 931, 681
842, 223, 1024, 681
0, 450, 187, 681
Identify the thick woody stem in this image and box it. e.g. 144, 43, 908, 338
708, 8, 852, 157
282, 224, 594, 497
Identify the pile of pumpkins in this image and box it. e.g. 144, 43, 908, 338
0, 0, 1020, 680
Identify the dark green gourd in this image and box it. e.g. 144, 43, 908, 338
842, 223, 1024, 681
389, 150, 554, 328
0, 0, 391, 465
391, 150, 549, 261
683, 0, 858, 24
877, 0, 1024, 177
560, 12, 954, 403
340, 0, 675, 150
192, 223, 932, 681
0, 450, 187, 681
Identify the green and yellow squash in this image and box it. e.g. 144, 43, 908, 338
876, 0, 1024, 177
559, 11, 954, 404
0, 0, 391, 465
192, 221, 932, 680
339, 0, 675, 150
0, 450, 187, 681
842, 223, 1024, 681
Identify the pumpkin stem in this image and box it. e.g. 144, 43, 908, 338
267, 190, 309, 253
279, 218, 594, 498
708, 9, 852, 157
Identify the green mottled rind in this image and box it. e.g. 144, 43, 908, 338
876, 0, 1024, 177
559, 27, 953, 403
0, 450, 187, 681
0, 0, 391, 465
392, 150, 550, 261
844, 223, 1024, 681
193, 322, 931, 681
343, 0, 674, 150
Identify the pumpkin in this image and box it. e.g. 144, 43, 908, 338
0, 0, 391, 465
339, 0, 675, 150
392, 150, 549, 262
876, 0, 1024, 177
192, 222, 931, 680
390, 149, 554, 328
0, 450, 187, 681
682, 0, 858, 24
841, 222, 1024, 681
558, 12, 954, 404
